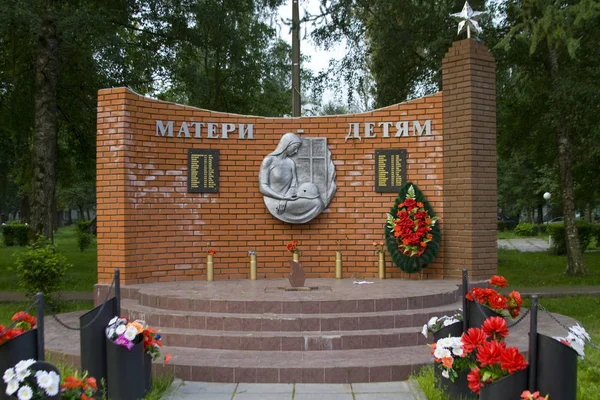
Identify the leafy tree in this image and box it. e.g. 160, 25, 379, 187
498, 0, 600, 275
320, 101, 349, 115
308, 0, 488, 107
0, 0, 166, 237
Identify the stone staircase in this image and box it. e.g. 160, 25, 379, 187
45, 279, 577, 385
114, 279, 461, 383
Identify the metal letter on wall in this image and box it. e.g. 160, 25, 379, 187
188, 149, 219, 193
259, 133, 336, 224
375, 149, 407, 193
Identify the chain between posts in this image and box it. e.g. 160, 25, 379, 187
538, 302, 600, 352
49, 274, 116, 331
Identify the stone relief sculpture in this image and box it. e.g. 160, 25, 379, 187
259, 132, 336, 224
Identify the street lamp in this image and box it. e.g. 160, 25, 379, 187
543, 192, 551, 223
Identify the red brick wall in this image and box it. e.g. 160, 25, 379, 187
97, 92, 445, 284
96, 38, 497, 285
442, 39, 498, 280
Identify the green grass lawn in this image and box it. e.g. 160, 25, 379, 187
413, 295, 600, 399
0, 226, 97, 292
499, 249, 600, 287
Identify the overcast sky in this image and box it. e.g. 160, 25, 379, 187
276, 0, 347, 106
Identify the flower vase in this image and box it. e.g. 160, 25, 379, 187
335, 251, 342, 279
467, 301, 502, 329
435, 368, 477, 400
144, 353, 152, 394
249, 253, 257, 280
292, 253, 299, 263
378, 252, 385, 279
433, 321, 464, 341
106, 336, 145, 400
207, 254, 214, 282
536, 333, 577, 400
478, 368, 528, 400
0, 329, 38, 400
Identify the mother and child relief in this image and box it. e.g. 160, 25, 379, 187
260, 133, 336, 224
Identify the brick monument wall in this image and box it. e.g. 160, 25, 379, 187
442, 40, 497, 280
96, 39, 496, 285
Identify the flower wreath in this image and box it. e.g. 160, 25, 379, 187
384, 182, 441, 273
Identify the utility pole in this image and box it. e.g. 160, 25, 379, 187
291, 0, 301, 117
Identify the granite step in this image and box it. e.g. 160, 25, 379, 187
104, 279, 461, 314
135, 290, 459, 314
121, 299, 462, 332
159, 345, 431, 383
157, 326, 430, 351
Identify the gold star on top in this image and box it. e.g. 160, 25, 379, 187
450, 1, 486, 39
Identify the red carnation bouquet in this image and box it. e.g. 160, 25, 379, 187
0, 311, 36, 345
386, 185, 438, 257
466, 275, 523, 318
463, 316, 528, 394
286, 240, 301, 255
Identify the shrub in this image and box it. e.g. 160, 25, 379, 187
547, 221, 595, 255
535, 224, 547, 234
1, 221, 30, 246
497, 221, 514, 231
594, 225, 600, 249
514, 222, 536, 237
15, 236, 71, 304
75, 219, 93, 252
75, 219, 92, 234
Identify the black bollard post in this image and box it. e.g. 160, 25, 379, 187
115, 268, 121, 316
462, 269, 469, 334
528, 295, 539, 391
36, 292, 45, 361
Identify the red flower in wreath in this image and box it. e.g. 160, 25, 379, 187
386, 185, 438, 257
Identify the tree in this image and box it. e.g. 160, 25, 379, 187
308, 0, 488, 107
0, 0, 164, 237
498, 0, 600, 275
148, 0, 290, 116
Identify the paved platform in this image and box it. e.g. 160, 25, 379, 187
45, 279, 578, 387
161, 380, 427, 400
498, 238, 550, 252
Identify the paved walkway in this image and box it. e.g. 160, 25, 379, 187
497, 238, 550, 252
161, 381, 426, 400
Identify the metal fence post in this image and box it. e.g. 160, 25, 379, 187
462, 269, 469, 334
115, 268, 121, 316
528, 295, 539, 391
36, 292, 44, 361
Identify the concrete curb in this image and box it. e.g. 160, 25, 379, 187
407, 378, 429, 400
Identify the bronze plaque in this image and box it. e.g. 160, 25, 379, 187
375, 149, 407, 193
188, 149, 219, 193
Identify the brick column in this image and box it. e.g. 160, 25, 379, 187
96, 88, 136, 284
442, 39, 497, 280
